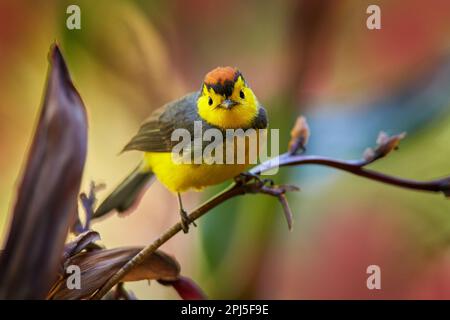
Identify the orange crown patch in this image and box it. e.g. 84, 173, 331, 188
204, 67, 240, 86
203, 67, 243, 97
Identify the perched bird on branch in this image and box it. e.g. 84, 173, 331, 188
94, 67, 268, 232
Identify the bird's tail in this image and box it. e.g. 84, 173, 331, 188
93, 163, 154, 219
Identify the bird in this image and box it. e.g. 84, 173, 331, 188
93, 67, 268, 232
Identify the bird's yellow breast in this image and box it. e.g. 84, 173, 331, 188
143, 152, 249, 192
143, 130, 264, 192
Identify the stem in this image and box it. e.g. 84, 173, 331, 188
92, 152, 450, 299
252, 153, 450, 195
92, 183, 245, 299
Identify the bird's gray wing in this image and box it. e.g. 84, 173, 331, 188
252, 105, 268, 129
122, 92, 214, 153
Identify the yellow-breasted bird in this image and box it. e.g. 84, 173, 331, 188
94, 67, 268, 232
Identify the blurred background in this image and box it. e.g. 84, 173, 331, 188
1, 0, 450, 299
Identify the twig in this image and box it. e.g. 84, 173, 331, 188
73, 182, 105, 234
91, 121, 450, 299
251, 153, 450, 196
279, 194, 294, 231
91, 179, 296, 299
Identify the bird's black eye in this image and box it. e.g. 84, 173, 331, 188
240, 90, 245, 99
208, 97, 213, 106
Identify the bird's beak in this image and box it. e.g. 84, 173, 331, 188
220, 99, 238, 109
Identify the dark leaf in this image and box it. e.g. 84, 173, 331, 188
49, 247, 180, 299
0, 43, 88, 299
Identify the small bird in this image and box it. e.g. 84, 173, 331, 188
94, 67, 268, 232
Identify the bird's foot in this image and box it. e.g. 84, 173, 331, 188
179, 209, 197, 234
235, 172, 274, 187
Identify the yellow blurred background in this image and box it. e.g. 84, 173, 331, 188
1, 0, 450, 299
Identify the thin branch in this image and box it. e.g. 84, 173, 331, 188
93, 149, 450, 299
251, 153, 450, 196
91, 120, 450, 299
91, 179, 296, 299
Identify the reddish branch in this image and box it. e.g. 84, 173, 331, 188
252, 153, 450, 196
91, 122, 450, 299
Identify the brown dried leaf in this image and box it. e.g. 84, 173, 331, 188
288, 116, 310, 154
0, 44, 88, 299
49, 247, 180, 300
122, 249, 179, 282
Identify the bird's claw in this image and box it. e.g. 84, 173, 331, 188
180, 209, 196, 234
235, 172, 274, 187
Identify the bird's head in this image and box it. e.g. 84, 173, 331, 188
197, 67, 260, 129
